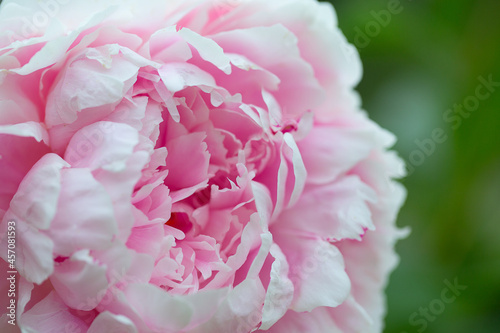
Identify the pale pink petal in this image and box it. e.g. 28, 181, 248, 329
178, 27, 231, 74
19, 291, 88, 332
88, 312, 138, 333
0, 261, 32, 328
50, 250, 108, 311
47, 168, 118, 256
103, 283, 228, 332
260, 306, 343, 333
92, 243, 133, 290
127, 222, 166, 258
9, 6, 115, 75
0, 121, 49, 144
6, 153, 67, 230
187, 278, 265, 333
205, 214, 263, 289
328, 295, 374, 332
259, 243, 294, 330
148, 27, 193, 62
0, 219, 53, 284
251, 181, 273, 228
94, 150, 150, 242
274, 176, 377, 241
282, 133, 306, 207
299, 125, 375, 185
158, 62, 216, 95
333, 182, 407, 331
0, 74, 42, 124
0, 134, 50, 219
212, 24, 324, 118
45, 45, 148, 127
64, 121, 139, 171
273, 233, 350, 312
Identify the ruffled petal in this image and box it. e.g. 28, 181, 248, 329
47, 168, 118, 256
50, 250, 108, 311
273, 233, 350, 312
88, 312, 138, 333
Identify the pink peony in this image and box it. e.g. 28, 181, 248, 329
0, 0, 407, 332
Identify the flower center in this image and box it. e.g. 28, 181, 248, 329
165, 212, 193, 233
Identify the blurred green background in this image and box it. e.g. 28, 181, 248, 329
325, 0, 500, 332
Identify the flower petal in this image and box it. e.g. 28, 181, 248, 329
88, 312, 138, 333
47, 168, 118, 256
50, 250, 108, 311
260, 243, 294, 330
273, 233, 350, 312
275, 175, 377, 241
19, 291, 88, 332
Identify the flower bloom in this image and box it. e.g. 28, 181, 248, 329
0, 0, 407, 332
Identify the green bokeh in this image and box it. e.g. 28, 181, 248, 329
326, 0, 500, 332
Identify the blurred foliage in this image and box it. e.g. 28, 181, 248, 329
326, 0, 500, 332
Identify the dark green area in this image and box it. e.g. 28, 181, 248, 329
325, 0, 500, 332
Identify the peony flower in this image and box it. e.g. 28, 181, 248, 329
0, 0, 407, 332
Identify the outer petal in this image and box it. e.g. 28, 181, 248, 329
274, 176, 377, 242
260, 306, 343, 333
259, 243, 294, 330
64, 121, 139, 172
1, 221, 54, 285
0, 262, 34, 330
5, 4, 115, 75
178, 27, 232, 74
199, 0, 362, 121
0, 134, 50, 219
272, 233, 350, 312
102, 283, 229, 333
0, 122, 49, 144
94, 150, 150, 242
0, 74, 43, 124
0, 154, 67, 284
19, 291, 88, 333
88, 312, 138, 333
188, 278, 266, 333
333, 183, 407, 332
5, 153, 67, 230
299, 124, 374, 185
46, 168, 118, 256
211, 24, 324, 119
50, 250, 108, 311
65, 121, 147, 242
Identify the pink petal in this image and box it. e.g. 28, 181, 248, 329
273, 233, 350, 312
260, 306, 343, 333
88, 312, 138, 333
0, 121, 49, 144
212, 25, 324, 119
164, 132, 210, 191
274, 176, 376, 242
259, 243, 294, 330
64, 121, 139, 172
19, 291, 88, 332
6, 153, 67, 230
50, 250, 108, 311
299, 124, 375, 185
47, 168, 118, 256
178, 27, 231, 74
0, 134, 50, 219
